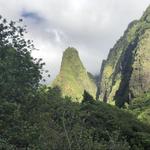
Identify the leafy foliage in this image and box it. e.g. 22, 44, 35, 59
0, 16, 44, 149
0, 16, 44, 102
25, 88, 150, 149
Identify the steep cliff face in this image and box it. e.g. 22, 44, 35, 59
97, 5, 150, 107
52, 47, 96, 101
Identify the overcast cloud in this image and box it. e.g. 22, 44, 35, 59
0, 0, 149, 82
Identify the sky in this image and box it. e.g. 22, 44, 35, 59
0, 0, 149, 83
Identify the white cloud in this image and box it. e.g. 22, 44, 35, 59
0, 0, 149, 82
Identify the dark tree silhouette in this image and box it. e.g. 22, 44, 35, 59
82, 90, 94, 103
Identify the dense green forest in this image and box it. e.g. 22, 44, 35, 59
0, 9, 150, 150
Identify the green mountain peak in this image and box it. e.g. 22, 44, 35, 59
52, 47, 96, 101
60, 47, 85, 73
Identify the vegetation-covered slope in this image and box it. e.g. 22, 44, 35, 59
97, 5, 150, 107
52, 47, 96, 101
128, 93, 150, 125
30, 89, 150, 150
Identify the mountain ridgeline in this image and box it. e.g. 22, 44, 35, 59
97, 5, 150, 107
52, 47, 97, 101
52, 5, 150, 107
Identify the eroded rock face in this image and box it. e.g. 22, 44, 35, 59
52, 47, 96, 101
97, 5, 150, 107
